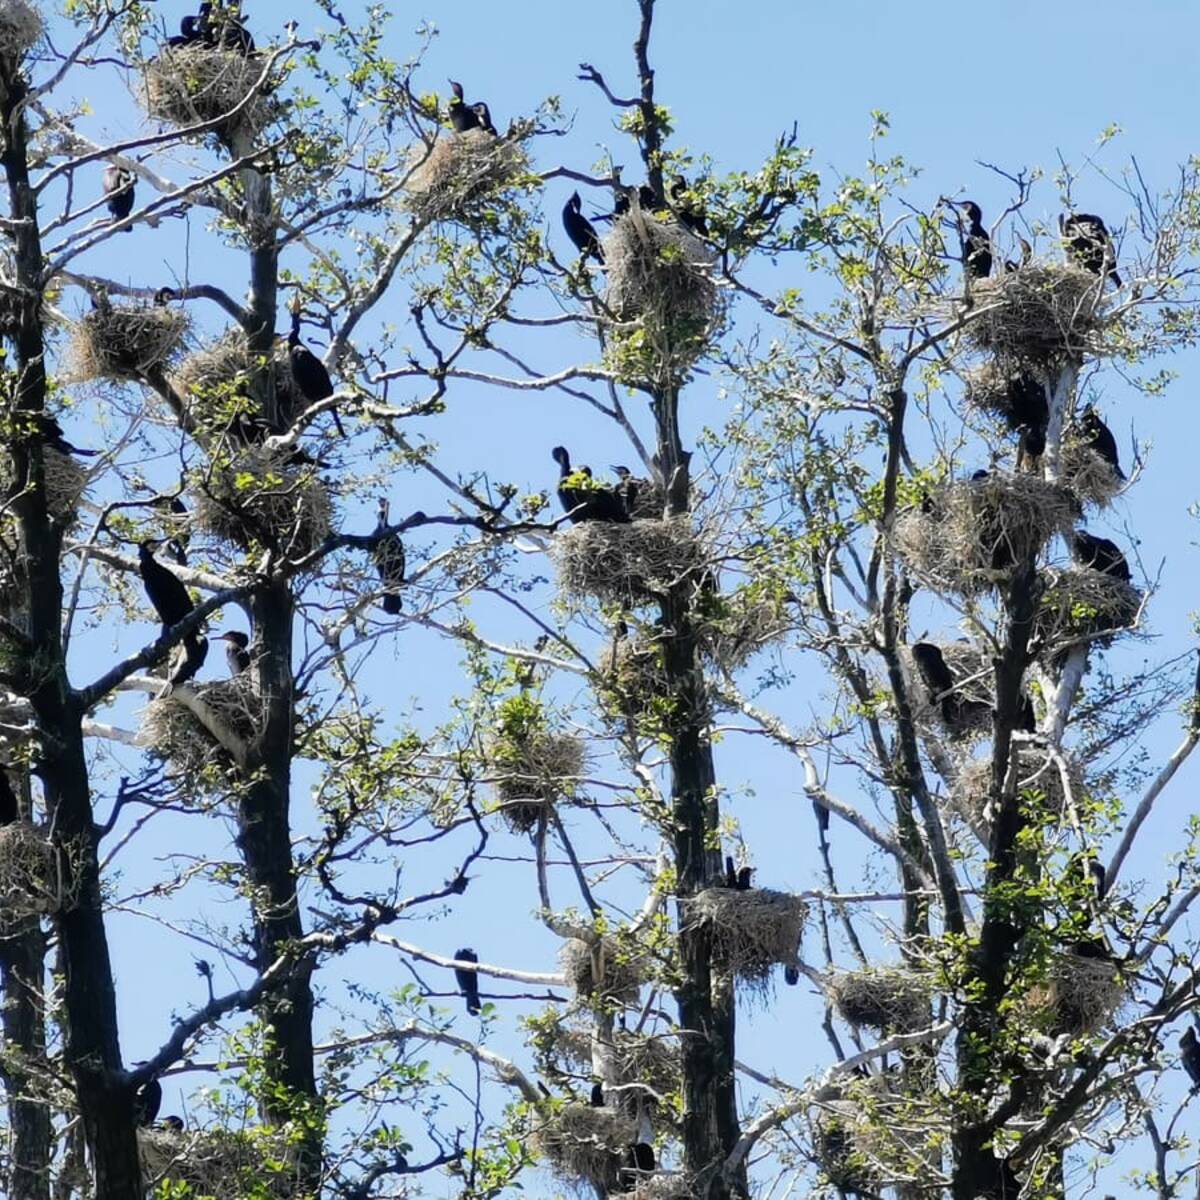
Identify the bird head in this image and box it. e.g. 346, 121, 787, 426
448, 79, 464, 101
568, 191, 581, 211
551, 445, 570, 468
218, 631, 249, 648
611, 465, 631, 479
153, 286, 176, 306
160, 1116, 185, 1133
957, 199, 982, 224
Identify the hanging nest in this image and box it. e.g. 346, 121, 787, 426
891, 472, 1077, 593
1033, 567, 1142, 659
559, 937, 647, 1008
552, 518, 708, 608
962, 263, 1110, 363
597, 633, 671, 722
142, 46, 272, 135
1059, 438, 1123, 508
0, 822, 80, 932
0, 0, 41, 63
140, 677, 258, 787
955, 747, 1084, 824
68, 303, 188, 382
488, 731, 584, 834
137, 1125, 301, 1200
685, 888, 807, 993
824, 967, 932, 1033
403, 128, 529, 224
0, 447, 88, 524
1029, 949, 1126, 1036
533, 1102, 638, 1196
694, 586, 791, 670
191, 449, 332, 557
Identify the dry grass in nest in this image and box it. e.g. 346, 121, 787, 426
69, 304, 188, 382
814, 1104, 881, 1196
0, 448, 88, 524
0, 822, 79, 931
533, 1102, 637, 1196
597, 634, 670, 721
695, 588, 791, 669
560, 937, 647, 1008
891, 472, 1076, 593
1030, 950, 1126, 1036
1034, 567, 1142, 657
552, 518, 707, 608
489, 731, 584, 833
192, 450, 332, 557
962, 263, 1110, 362
685, 888, 807, 992
143, 46, 271, 134
0, 1, 41, 62
955, 747, 1083, 824
626, 1178, 693, 1200
138, 1126, 301, 1200
141, 677, 258, 785
825, 967, 931, 1033
1060, 438, 1123, 507
403, 129, 528, 224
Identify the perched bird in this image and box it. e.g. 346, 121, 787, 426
550, 447, 629, 524
612, 465, 661, 520
453, 947, 482, 1016
1079, 408, 1124, 478
958, 200, 992, 281
134, 1079, 162, 1127
138, 542, 194, 634
736, 867, 754, 890
446, 80, 480, 132
911, 642, 989, 735
627, 1142, 655, 1174
1181, 1027, 1200, 1092
590, 1082, 605, 1108
670, 175, 708, 236
562, 193, 604, 263
167, 634, 208, 689
287, 303, 343, 435
202, 2, 255, 53
218, 630, 251, 675
812, 797, 830, 833
1018, 693, 1037, 734
1017, 422, 1046, 469
1004, 372, 1048, 433
159, 1115, 185, 1133
167, 15, 205, 47
0, 770, 17, 825
370, 498, 407, 616
1089, 859, 1107, 899
724, 854, 738, 889
103, 166, 135, 226
1071, 531, 1131, 582
1060, 212, 1121, 286
471, 102, 498, 136
37, 415, 97, 457
613, 184, 660, 218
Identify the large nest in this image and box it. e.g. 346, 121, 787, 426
1059, 438, 1123, 508
955, 747, 1084, 824
140, 677, 258, 786
962, 263, 1109, 363
0, 1, 41, 62
143, 46, 271, 135
560, 937, 647, 1008
138, 1125, 301, 1200
0, 447, 88, 524
403, 129, 528, 224
552, 518, 707, 609
533, 1102, 638, 1196
1030, 949, 1126, 1036
488, 731, 584, 834
685, 888, 807, 992
69, 304, 188, 382
0, 822, 79, 932
824, 967, 931, 1033
192, 450, 332, 557
1033, 567, 1142, 660
891, 472, 1076, 593
597, 634, 670, 723
695, 587, 791, 670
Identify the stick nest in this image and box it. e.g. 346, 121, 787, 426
140, 677, 258, 786
533, 1102, 638, 1196
403, 129, 529, 224
192, 450, 332, 557
1060, 438, 1123, 507
891, 472, 1076, 593
560, 936, 648, 1008
552, 518, 707, 608
0, 1, 41, 62
488, 731, 584, 833
597, 634, 671, 722
695, 586, 791, 669
626, 1179, 693, 1200
899, 640, 993, 743
69, 304, 188, 382
143, 46, 272, 134
962, 263, 1110, 362
955, 747, 1083, 824
138, 1126, 301, 1200
0, 822, 80, 931
1030, 951, 1126, 1036
0, 447, 88, 524
814, 1103, 883, 1196
825, 967, 931, 1033
685, 888, 807, 991
1033, 567, 1142, 657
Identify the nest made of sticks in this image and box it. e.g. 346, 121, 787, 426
488, 731, 584, 833
138, 1125, 301, 1200
143, 45, 272, 135
695, 587, 791, 670
685, 888, 807, 991
0, 1, 41, 63
814, 1104, 882, 1196
560, 937, 648, 1008
1033, 567, 1142, 657
955, 747, 1083, 824
191, 449, 332, 557
891, 472, 1077, 593
824, 967, 932, 1033
69, 304, 188, 382
140, 676, 258, 786
0, 822, 79, 930
626, 1178, 693, 1200
0, 447, 88, 524
962, 263, 1110, 362
597, 633, 671, 722
403, 128, 528, 224
1060, 438, 1124, 508
533, 1102, 638, 1196
1030, 950, 1126, 1037
552, 518, 708, 609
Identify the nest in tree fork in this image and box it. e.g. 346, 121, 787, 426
140, 676, 258, 786
560, 936, 647, 1007
825, 966, 931, 1033
891, 472, 1076, 593
143, 46, 272, 134
403, 128, 528, 223
0, 822, 80, 932
899, 639, 994, 742
955, 747, 1083, 824
69, 304, 189, 382
597, 634, 671, 722
488, 730, 584, 833
1033, 567, 1142, 658
533, 1102, 638, 1196
552, 518, 707, 608
1030, 950, 1126, 1036
685, 888, 807, 991
0, 447, 88, 524
138, 1126, 301, 1200
1059, 438, 1123, 508
695, 586, 791, 669
0, 1, 41, 62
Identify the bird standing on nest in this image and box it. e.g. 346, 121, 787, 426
1078, 407, 1124, 479
1071, 531, 1131, 582
562, 192, 604, 264
102, 165, 135, 228
134, 1079, 163, 1127
550, 447, 629, 524
957, 200, 992, 281
447, 80, 482, 132
670, 175, 709, 236
218, 630, 251, 675
1060, 212, 1121, 286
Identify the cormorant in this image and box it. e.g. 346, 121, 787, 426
670, 175, 708, 236
784, 965, 800, 986
370, 498, 407, 615
150, 495, 189, 566
1018, 693, 1037, 733
471, 102, 497, 136
1079, 408, 1124, 478
218, 630, 250, 675
102, 166, 135, 226
589, 1082, 605, 1107
167, 15, 204, 47
1060, 212, 1120, 286
453, 947, 481, 1015
736, 867, 754, 890
159, 1115, 185, 1133
1017, 422, 1046, 469
167, 634, 208, 688
134, 1079, 163, 1127
911, 642, 989, 735
550, 447, 629, 524
812, 797, 830, 833
37, 415, 97, 457
1181, 1027, 1200, 1092
446, 80, 480, 132
1071, 531, 1131, 582
613, 184, 660, 218
287, 303, 343, 435
958, 200, 992, 281
627, 1142, 655, 1174
724, 854, 738, 889
203, 3, 255, 53
0, 770, 17, 825
562, 193, 604, 263
1004, 372, 1048, 433
137, 542, 194, 634
1089, 859, 1107, 899
1004, 234, 1034, 272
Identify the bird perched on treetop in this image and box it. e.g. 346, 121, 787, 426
562, 192, 604, 264
103, 165, 135, 227
454, 947, 482, 1015
370, 499, 409, 616
1060, 212, 1121, 286
218, 630, 251, 675
138, 542, 194, 634
957, 200, 992, 281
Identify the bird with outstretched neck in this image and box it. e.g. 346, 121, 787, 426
562, 193, 604, 263
446, 80, 481, 132
550, 446, 630, 523
219, 630, 251, 675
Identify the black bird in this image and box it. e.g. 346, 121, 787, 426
138, 542, 194, 634
736, 867, 754, 890
446, 80, 480, 132
149, 495, 189, 566
724, 854, 738, 889
1181, 1028, 1200, 1092
1004, 234, 1034, 273
812, 797, 830, 833
159, 1115, 185, 1133
103, 166, 135, 226
134, 1080, 162, 1127
167, 15, 204, 47
1004, 372, 1048, 433
784, 965, 800, 986
958, 200, 992, 281
453, 947, 481, 1015
563, 193, 604, 263
1060, 212, 1121, 286
550, 447, 629, 524
37, 415, 97, 457
202, 3, 255, 53
1018, 692, 1037, 733
471, 102, 497, 136
218, 630, 250, 675
1017, 422, 1046, 469
590, 1082, 605, 1108
287, 304, 344, 435
613, 184, 660, 218
628, 1142, 655, 1174
1079, 408, 1124, 478
167, 634, 208, 688
911, 642, 989, 735
670, 175, 708, 236
0, 770, 17, 825
1071, 531, 1131, 582
1089, 859, 1107, 899
370, 498, 407, 615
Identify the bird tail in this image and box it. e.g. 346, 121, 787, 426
1109, 268, 1122, 287
382, 594, 402, 615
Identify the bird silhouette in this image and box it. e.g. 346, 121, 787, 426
454, 947, 481, 1015
370, 499, 408, 615
1181, 1027, 1200, 1092
1078, 408, 1124, 479
1060, 212, 1121, 286
1071, 531, 1131, 582
563, 192, 604, 263
134, 1079, 162, 1127
103, 166, 135, 227
958, 200, 992, 280
218, 631, 250, 675
137, 543, 193, 635
446, 80, 480, 132
0, 770, 17, 825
